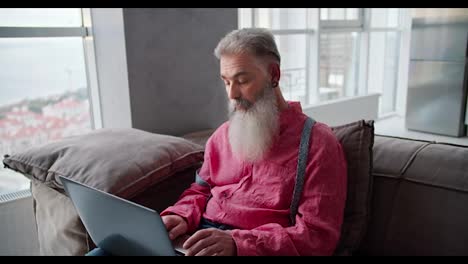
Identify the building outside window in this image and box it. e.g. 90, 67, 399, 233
0, 8, 98, 196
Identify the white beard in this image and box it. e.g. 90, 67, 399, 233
228, 85, 279, 163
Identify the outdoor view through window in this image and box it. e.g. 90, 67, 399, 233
0, 9, 92, 195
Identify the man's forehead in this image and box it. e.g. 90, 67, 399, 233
220, 54, 260, 78
220, 69, 250, 79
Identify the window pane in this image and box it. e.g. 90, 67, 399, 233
371, 9, 387, 28
0, 8, 82, 27
0, 37, 92, 195
275, 34, 307, 105
255, 8, 307, 29
255, 8, 271, 28
319, 32, 360, 102
346, 9, 359, 20
387, 8, 400, 28
371, 8, 400, 28
321, 8, 329, 20
330, 8, 345, 20
368, 32, 400, 114
0, 170, 30, 195
321, 8, 360, 22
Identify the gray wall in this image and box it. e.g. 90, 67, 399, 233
0, 196, 39, 255
123, 8, 237, 136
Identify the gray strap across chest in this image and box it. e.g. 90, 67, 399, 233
195, 117, 316, 227
195, 170, 209, 187
290, 117, 315, 226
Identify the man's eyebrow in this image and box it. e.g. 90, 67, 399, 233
221, 71, 249, 79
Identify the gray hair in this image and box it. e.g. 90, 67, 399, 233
214, 28, 281, 65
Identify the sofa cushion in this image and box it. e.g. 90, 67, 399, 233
359, 136, 468, 256
3, 128, 204, 199
331, 120, 375, 256
31, 179, 90, 256
356, 135, 429, 255
373, 136, 430, 178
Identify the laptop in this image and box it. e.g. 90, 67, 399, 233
60, 176, 187, 256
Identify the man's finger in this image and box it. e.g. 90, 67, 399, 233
168, 223, 186, 240
195, 244, 221, 256
183, 229, 214, 249
162, 217, 178, 230
186, 236, 217, 256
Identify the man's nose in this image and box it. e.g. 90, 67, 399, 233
227, 83, 241, 100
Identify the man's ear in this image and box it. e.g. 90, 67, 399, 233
269, 63, 281, 88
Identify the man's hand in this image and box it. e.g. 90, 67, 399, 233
161, 215, 188, 240
183, 228, 237, 256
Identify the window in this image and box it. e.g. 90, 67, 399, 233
239, 8, 407, 115
0, 8, 82, 27
319, 32, 360, 102
320, 8, 363, 27
0, 9, 98, 196
367, 8, 402, 115
241, 8, 319, 105
276, 34, 308, 103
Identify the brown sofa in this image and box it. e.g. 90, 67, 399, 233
24, 133, 468, 255
357, 135, 468, 255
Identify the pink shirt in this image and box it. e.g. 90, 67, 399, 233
161, 101, 347, 256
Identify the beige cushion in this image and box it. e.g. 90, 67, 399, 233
331, 120, 375, 255
3, 128, 204, 199
31, 179, 89, 256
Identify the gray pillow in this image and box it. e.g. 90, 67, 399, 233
2, 128, 204, 199
331, 120, 375, 256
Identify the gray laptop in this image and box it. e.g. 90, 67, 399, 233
60, 176, 186, 256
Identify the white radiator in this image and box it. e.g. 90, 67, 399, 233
0, 189, 31, 204
0, 191, 39, 255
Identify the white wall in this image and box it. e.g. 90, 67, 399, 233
303, 93, 380, 126
89, 8, 132, 129
396, 8, 413, 117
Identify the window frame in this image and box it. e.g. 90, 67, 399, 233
0, 8, 101, 197
0, 8, 102, 129
365, 8, 404, 115
320, 8, 364, 29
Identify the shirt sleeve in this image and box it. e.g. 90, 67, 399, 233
231, 135, 347, 256
160, 137, 215, 233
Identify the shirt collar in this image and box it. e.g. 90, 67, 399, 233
280, 101, 302, 119
278, 101, 303, 133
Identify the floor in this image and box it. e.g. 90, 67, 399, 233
374, 115, 468, 146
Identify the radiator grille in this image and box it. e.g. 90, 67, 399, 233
0, 189, 31, 203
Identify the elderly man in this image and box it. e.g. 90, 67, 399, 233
160, 28, 347, 256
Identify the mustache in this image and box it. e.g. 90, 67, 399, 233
231, 98, 253, 111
